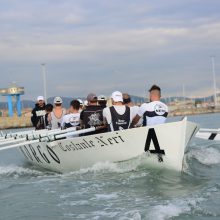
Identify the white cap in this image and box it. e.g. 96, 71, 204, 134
54, 96, 62, 104
98, 95, 107, 101
111, 91, 123, 102
37, 96, 44, 101
77, 99, 83, 105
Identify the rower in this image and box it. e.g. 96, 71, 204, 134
123, 93, 142, 126
31, 96, 46, 130
80, 93, 105, 135
130, 85, 168, 127
103, 91, 136, 131
61, 100, 80, 129
98, 95, 107, 109
48, 97, 67, 129
45, 103, 53, 129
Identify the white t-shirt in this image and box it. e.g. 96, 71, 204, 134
103, 105, 137, 131
138, 101, 168, 126
61, 113, 80, 128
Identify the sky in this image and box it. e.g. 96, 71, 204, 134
0, 0, 220, 101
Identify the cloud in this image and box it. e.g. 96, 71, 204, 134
0, 0, 220, 99
1, 21, 220, 63
63, 14, 84, 24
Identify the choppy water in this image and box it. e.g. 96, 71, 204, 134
0, 113, 220, 220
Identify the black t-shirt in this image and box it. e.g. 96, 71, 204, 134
80, 105, 105, 135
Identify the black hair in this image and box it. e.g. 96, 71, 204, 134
149, 85, 161, 92
45, 103, 53, 112
70, 99, 80, 110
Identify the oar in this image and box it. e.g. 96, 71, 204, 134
1, 127, 75, 141
4, 128, 47, 138
54, 127, 96, 139
26, 127, 77, 140
198, 128, 220, 133
0, 127, 96, 152
0, 131, 4, 137
0, 137, 27, 146
0, 140, 40, 151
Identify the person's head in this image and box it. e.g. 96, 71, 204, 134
87, 93, 97, 105
111, 91, 123, 105
148, 85, 161, 101
54, 96, 63, 107
45, 103, 53, 113
123, 93, 131, 105
37, 96, 45, 107
70, 99, 80, 111
98, 95, 107, 107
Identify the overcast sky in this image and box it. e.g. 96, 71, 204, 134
0, 0, 220, 101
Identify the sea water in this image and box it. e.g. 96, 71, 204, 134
0, 113, 220, 220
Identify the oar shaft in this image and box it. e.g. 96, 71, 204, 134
55, 127, 95, 139
0, 137, 27, 146
0, 140, 39, 151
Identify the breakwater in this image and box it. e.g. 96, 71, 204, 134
0, 115, 32, 129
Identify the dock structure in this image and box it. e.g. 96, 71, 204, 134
0, 84, 24, 117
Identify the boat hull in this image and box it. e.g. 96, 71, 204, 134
18, 118, 198, 173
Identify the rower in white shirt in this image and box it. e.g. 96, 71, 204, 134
103, 91, 137, 131
130, 85, 168, 127
61, 99, 81, 129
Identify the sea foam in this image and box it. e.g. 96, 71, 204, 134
189, 147, 220, 166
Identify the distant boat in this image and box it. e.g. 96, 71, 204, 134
196, 128, 220, 141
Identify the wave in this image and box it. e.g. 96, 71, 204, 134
147, 196, 207, 220
187, 146, 220, 166
0, 164, 51, 178
65, 154, 150, 176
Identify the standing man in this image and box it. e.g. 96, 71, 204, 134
103, 91, 136, 131
31, 96, 46, 130
130, 85, 168, 127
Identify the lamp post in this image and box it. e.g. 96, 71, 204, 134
41, 63, 47, 104
211, 56, 217, 107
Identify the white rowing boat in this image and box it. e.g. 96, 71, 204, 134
196, 128, 220, 141
12, 117, 198, 173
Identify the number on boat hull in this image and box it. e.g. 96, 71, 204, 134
145, 128, 165, 162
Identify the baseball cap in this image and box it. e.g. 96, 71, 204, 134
149, 85, 161, 92
98, 95, 107, 101
54, 96, 63, 104
111, 91, 123, 102
87, 93, 97, 102
77, 99, 83, 105
37, 96, 44, 101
